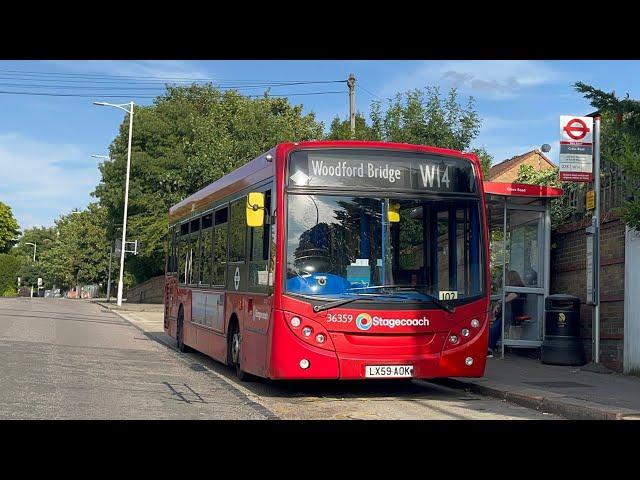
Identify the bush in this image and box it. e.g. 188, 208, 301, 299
0, 253, 21, 294
2, 286, 16, 297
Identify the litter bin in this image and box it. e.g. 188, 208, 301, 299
541, 294, 586, 366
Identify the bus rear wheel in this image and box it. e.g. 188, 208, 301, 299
228, 322, 249, 382
176, 307, 192, 353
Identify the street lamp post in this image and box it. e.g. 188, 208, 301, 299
25, 242, 36, 298
94, 101, 134, 307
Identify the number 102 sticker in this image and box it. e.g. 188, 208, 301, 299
439, 291, 458, 300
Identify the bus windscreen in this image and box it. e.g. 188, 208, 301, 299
285, 194, 484, 304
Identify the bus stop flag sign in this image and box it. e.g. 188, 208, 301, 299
559, 115, 594, 182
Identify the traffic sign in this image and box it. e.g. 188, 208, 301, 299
563, 118, 591, 141
559, 115, 594, 182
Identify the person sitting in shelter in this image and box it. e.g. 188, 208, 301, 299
488, 270, 526, 357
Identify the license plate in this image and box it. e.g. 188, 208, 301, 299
365, 365, 413, 378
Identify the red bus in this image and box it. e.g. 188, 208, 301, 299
164, 141, 490, 380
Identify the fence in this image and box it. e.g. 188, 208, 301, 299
565, 160, 632, 224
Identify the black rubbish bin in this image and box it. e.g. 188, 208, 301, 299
541, 294, 586, 366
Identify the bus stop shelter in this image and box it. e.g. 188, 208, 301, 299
484, 182, 563, 358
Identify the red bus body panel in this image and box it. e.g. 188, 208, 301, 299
165, 141, 491, 380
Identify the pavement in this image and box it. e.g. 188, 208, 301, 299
434, 354, 640, 420
99, 300, 640, 420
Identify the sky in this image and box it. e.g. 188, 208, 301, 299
1, 59, 638, 230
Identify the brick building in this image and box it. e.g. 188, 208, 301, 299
488, 149, 555, 182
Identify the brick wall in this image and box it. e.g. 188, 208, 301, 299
551, 215, 625, 371
125, 275, 165, 304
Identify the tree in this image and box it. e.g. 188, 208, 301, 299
0, 253, 21, 296
12, 226, 57, 261
326, 112, 377, 140
38, 204, 111, 289
471, 147, 493, 179
16, 261, 39, 290
515, 164, 577, 228
94, 85, 325, 284
327, 87, 488, 175
574, 81, 640, 229
369, 87, 481, 150
0, 201, 20, 253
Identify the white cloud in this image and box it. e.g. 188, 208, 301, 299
0, 133, 99, 228
379, 60, 565, 100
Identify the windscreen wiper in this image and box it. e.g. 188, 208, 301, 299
312, 293, 411, 313
347, 284, 455, 313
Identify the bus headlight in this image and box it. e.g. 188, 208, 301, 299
471, 319, 480, 328
449, 334, 459, 344
465, 357, 474, 366
300, 359, 310, 369
302, 327, 313, 337
315, 333, 325, 344
291, 317, 301, 327
461, 328, 470, 337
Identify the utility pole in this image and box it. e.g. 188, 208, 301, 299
347, 73, 356, 139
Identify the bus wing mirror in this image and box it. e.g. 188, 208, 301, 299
246, 192, 265, 228
388, 203, 400, 223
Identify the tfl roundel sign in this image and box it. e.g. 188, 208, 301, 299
560, 115, 593, 144
559, 115, 594, 182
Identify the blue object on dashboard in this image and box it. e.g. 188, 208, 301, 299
286, 273, 350, 295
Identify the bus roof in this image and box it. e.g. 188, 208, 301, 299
168, 140, 478, 223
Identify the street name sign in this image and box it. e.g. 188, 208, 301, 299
559, 115, 594, 182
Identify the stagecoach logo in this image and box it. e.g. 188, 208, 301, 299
355, 312, 431, 330
234, 267, 240, 291
355, 313, 373, 331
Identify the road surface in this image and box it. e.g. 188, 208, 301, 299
0, 298, 560, 420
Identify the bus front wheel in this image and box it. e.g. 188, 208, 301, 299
228, 321, 249, 382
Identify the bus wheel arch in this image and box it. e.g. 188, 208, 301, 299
176, 304, 192, 353
227, 314, 249, 381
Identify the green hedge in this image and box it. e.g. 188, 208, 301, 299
0, 253, 21, 296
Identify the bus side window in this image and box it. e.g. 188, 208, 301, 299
249, 190, 272, 291
201, 213, 213, 286
213, 207, 228, 286
178, 222, 189, 284
251, 190, 271, 262
189, 217, 201, 285
229, 198, 246, 263
166, 226, 174, 274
